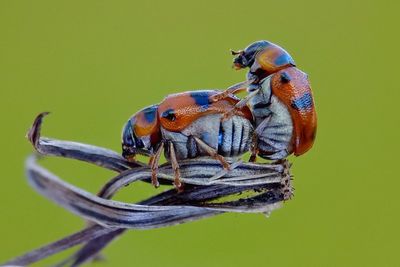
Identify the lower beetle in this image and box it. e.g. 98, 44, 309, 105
122, 90, 254, 189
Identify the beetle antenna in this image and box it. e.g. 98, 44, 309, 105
230, 49, 243, 56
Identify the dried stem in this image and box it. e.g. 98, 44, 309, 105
3, 113, 293, 266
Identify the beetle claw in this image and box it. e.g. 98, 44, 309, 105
174, 180, 184, 192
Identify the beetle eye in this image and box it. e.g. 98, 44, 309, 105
161, 109, 176, 121
135, 138, 145, 148
241, 56, 248, 66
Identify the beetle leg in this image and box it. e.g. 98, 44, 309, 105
209, 78, 256, 103
209, 81, 248, 102
249, 135, 259, 163
254, 114, 272, 136
168, 142, 183, 190
250, 129, 260, 163
249, 115, 272, 162
208, 159, 243, 181
222, 88, 260, 121
235, 88, 260, 108
249, 153, 257, 163
148, 143, 164, 188
193, 136, 231, 170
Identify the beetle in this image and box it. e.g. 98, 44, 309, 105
122, 90, 254, 189
211, 40, 317, 158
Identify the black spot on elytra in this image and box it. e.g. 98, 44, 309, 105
280, 72, 291, 83
161, 108, 176, 121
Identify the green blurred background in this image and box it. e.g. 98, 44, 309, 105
1, 0, 399, 266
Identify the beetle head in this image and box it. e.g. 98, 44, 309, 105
232, 40, 296, 74
121, 105, 161, 160
231, 40, 271, 69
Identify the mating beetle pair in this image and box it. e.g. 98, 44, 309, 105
122, 40, 317, 189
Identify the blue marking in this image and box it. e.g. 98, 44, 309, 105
275, 53, 295, 66
291, 92, 314, 110
143, 106, 157, 123
218, 131, 223, 146
190, 91, 211, 110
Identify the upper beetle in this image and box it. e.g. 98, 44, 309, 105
211, 40, 317, 158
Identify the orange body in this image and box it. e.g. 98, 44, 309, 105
158, 90, 253, 132
132, 105, 159, 137
270, 67, 317, 156
255, 44, 295, 76
122, 90, 254, 159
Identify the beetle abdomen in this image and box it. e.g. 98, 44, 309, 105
217, 115, 253, 157
256, 96, 293, 160
161, 114, 253, 160
249, 76, 294, 160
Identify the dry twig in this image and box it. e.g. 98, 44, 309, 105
3, 113, 292, 266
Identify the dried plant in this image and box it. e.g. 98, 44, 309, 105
3, 114, 293, 266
